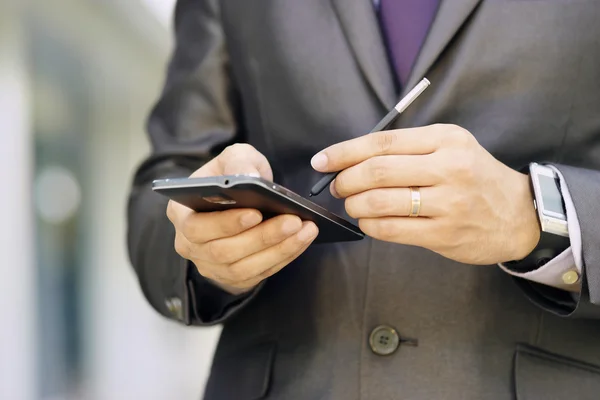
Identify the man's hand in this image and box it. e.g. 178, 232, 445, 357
311, 124, 540, 265
168, 144, 318, 295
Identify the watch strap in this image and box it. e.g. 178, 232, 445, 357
504, 231, 570, 272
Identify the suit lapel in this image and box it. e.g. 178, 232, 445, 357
330, 0, 397, 110
402, 0, 482, 96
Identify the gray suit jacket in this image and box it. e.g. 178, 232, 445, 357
127, 0, 600, 398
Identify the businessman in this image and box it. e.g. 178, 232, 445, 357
127, 0, 600, 398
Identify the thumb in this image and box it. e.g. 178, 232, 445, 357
190, 144, 273, 180
220, 144, 273, 180
222, 160, 262, 177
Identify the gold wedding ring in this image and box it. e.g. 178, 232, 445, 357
408, 187, 421, 217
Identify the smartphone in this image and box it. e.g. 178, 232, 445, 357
152, 175, 364, 243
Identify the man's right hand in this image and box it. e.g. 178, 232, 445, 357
166, 144, 319, 295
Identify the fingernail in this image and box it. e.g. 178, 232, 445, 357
330, 182, 340, 198
311, 153, 328, 170
282, 219, 302, 235
240, 212, 261, 228
297, 223, 318, 242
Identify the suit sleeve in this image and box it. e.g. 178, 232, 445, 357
511, 164, 600, 318
126, 0, 261, 325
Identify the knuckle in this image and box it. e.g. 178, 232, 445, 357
450, 152, 476, 180
450, 192, 472, 214
214, 266, 236, 281
227, 265, 252, 283
205, 241, 229, 263
174, 235, 190, 258
280, 240, 301, 259
166, 202, 176, 222
373, 131, 397, 154
181, 217, 199, 242
361, 219, 397, 241
236, 279, 261, 291
376, 220, 398, 240
221, 215, 244, 236
446, 125, 473, 147
431, 123, 447, 132
437, 195, 455, 215
368, 157, 389, 186
424, 153, 446, 178
358, 219, 377, 238
259, 225, 275, 246
199, 265, 233, 285
278, 235, 305, 259
437, 233, 460, 252
366, 190, 393, 215
223, 143, 255, 157
254, 266, 279, 282
216, 275, 239, 287
432, 221, 460, 250
430, 124, 449, 147
197, 268, 219, 282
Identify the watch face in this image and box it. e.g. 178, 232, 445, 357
538, 174, 566, 219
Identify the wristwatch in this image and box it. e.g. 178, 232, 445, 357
505, 163, 570, 271
529, 162, 569, 237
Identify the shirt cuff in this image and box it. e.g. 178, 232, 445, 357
499, 166, 583, 293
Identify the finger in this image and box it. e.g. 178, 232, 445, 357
329, 180, 340, 198
180, 207, 263, 244
191, 157, 224, 178
345, 187, 443, 219
333, 154, 441, 198
167, 199, 194, 224
190, 143, 273, 180
226, 221, 318, 283
230, 237, 314, 290
219, 143, 273, 180
358, 217, 438, 248
311, 125, 443, 172
196, 214, 303, 264
173, 233, 231, 282
174, 230, 194, 261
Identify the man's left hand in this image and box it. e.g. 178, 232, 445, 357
311, 124, 541, 265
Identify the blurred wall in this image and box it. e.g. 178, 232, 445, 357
1, 1, 221, 399
0, 3, 36, 399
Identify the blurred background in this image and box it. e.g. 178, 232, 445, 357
0, 1, 221, 399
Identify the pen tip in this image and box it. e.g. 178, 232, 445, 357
308, 193, 314, 197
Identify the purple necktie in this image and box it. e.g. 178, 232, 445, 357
379, 0, 441, 88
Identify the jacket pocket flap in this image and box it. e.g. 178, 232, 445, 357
515, 344, 600, 400
204, 340, 276, 400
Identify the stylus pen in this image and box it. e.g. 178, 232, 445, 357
308, 77, 431, 197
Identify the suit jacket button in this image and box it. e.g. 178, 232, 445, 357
165, 297, 183, 320
369, 325, 400, 355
